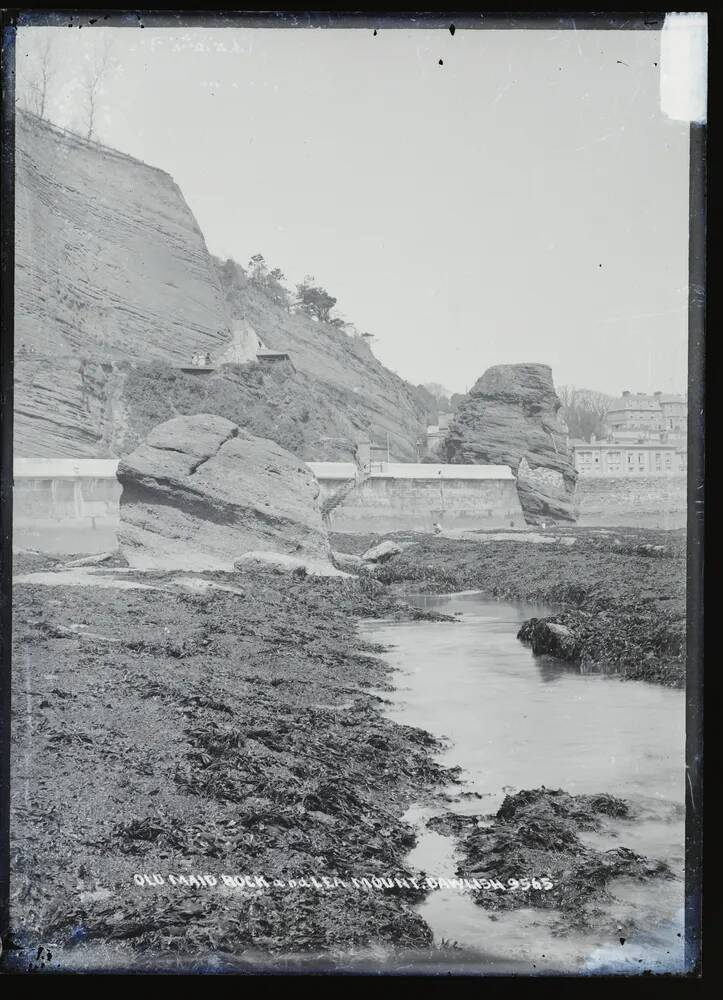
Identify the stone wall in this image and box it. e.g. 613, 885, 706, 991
13, 476, 121, 555
14, 477, 122, 523
321, 476, 525, 533
576, 475, 687, 529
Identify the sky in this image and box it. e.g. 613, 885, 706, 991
15, 20, 693, 396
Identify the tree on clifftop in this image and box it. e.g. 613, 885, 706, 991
81, 35, 116, 141
295, 277, 337, 323
248, 255, 289, 307
18, 34, 56, 120
248, 254, 268, 283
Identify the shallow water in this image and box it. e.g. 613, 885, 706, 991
360, 592, 686, 975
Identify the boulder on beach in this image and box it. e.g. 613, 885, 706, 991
63, 551, 116, 568
332, 551, 371, 573
234, 551, 347, 577
442, 363, 578, 525
117, 414, 332, 571
361, 540, 404, 563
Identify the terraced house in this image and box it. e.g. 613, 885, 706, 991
571, 439, 686, 477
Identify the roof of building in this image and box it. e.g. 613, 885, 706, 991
16, 457, 515, 483
307, 462, 357, 480
607, 397, 662, 412
14, 458, 120, 479
307, 461, 514, 481
571, 441, 681, 451
376, 463, 514, 480
608, 392, 686, 411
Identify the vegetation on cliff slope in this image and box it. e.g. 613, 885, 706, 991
213, 256, 428, 460
119, 361, 379, 461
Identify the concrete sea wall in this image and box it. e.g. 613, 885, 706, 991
576, 475, 687, 530
12, 460, 686, 555
320, 476, 526, 533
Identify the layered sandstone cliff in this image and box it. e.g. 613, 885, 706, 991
15, 111, 427, 462
15, 110, 231, 457
443, 363, 578, 524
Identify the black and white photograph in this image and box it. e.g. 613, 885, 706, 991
0, 11, 706, 976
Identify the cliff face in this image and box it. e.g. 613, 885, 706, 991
14, 111, 231, 457
14, 111, 427, 461
443, 363, 578, 524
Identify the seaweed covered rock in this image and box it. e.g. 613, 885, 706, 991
443, 364, 578, 525
450, 788, 670, 919
517, 618, 578, 660
117, 414, 332, 571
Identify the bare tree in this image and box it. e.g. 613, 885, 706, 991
82, 37, 115, 141
558, 384, 613, 441
18, 34, 56, 120
556, 383, 576, 410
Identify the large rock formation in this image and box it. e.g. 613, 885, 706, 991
443, 364, 578, 524
117, 414, 332, 571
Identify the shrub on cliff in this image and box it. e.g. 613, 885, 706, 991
247, 254, 289, 307
295, 276, 337, 323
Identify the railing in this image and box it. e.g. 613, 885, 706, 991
18, 107, 164, 174
320, 466, 371, 521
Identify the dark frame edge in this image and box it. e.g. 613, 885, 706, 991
0, 8, 16, 950
685, 118, 705, 977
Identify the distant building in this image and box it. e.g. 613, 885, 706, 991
571, 438, 686, 477
657, 394, 688, 433
426, 412, 453, 456
604, 391, 687, 445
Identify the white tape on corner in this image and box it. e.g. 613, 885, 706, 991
660, 12, 708, 124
